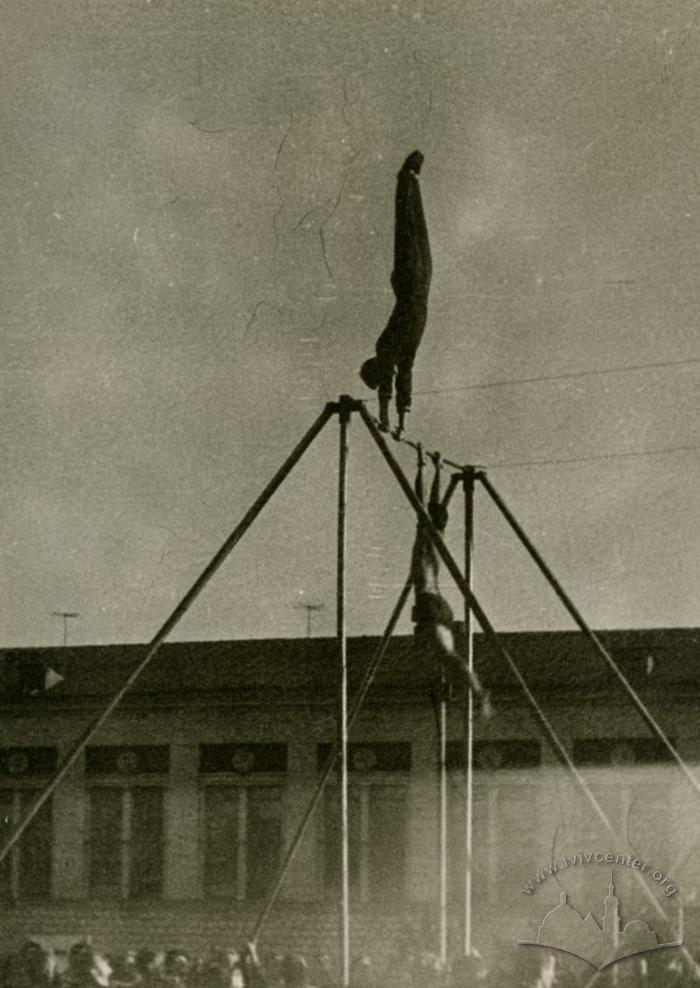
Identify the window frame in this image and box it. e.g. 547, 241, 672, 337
86, 776, 166, 902
199, 772, 287, 902
446, 766, 544, 906
0, 783, 53, 903
320, 771, 409, 904
572, 737, 677, 767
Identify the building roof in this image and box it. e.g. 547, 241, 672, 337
1, 627, 699, 707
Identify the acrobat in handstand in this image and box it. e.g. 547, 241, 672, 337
360, 150, 432, 435
411, 450, 493, 719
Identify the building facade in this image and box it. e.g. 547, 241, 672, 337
0, 628, 698, 975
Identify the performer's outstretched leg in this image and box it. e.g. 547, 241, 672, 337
393, 152, 432, 436
360, 150, 432, 435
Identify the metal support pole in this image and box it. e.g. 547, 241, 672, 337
337, 396, 351, 988
476, 471, 700, 802
357, 406, 689, 966
462, 468, 475, 957
438, 659, 449, 967
251, 575, 414, 943
0, 403, 335, 867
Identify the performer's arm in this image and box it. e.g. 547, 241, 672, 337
376, 363, 394, 403
429, 451, 442, 505
374, 356, 395, 432
414, 446, 425, 505
395, 359, 413, 418
441, 474, 461, 512
428, 453, 448, 533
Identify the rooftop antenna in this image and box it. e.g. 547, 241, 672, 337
51, 611, 79, 647
295, 602, 324, 638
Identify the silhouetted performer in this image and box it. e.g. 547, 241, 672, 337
360, 150, 432, 435
411, 451, 492, 718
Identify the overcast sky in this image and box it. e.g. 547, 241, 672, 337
2, 0, 700, 647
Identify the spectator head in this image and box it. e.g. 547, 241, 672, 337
209, 948, 242, 986
69, 943, 97, 978
351, 956, 374, 988
111, 952, 139, 983
164, 950, 190, 979
19, 941, 50, 980
280, 954, 308, 988
224, 949, 240, 969
200, 960, 229, 988
136, 949, 163, 975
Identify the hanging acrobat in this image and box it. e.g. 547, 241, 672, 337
359, 150, 431, 436
411, 449, 493, 718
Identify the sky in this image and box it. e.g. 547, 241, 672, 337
3, 0, 700, 647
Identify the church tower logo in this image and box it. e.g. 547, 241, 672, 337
519, 872, 682, 970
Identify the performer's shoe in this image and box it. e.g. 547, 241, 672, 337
401, 150, 424, 175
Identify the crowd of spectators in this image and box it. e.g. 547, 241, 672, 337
0, 939, 698, 988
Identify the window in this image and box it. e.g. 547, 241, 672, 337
0, 789, 52, 902
0, 746, 57, 903
199, 744, 286, 901
447, 779, 541, 905
323, 782, 407, 902
203, 785, 283, 900
86, 746, 167, 900
319, 743, 411, 903
446, 739, 541, 772
88, 786, 164, 900
443, 741, 542, 904
573, 738, 676, 767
